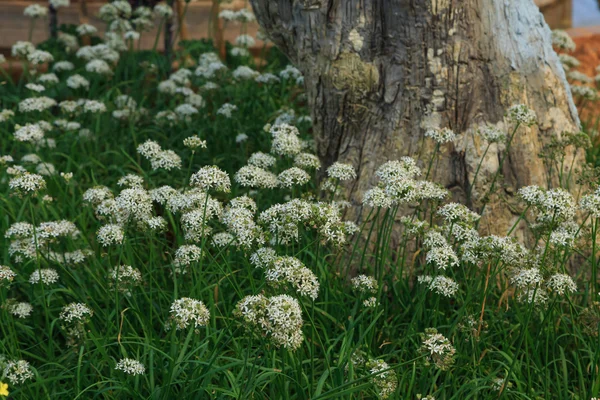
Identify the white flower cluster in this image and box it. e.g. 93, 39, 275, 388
366, 359, 398, 399
351, 275, 378, 294
518, 186, 575, 226
235, 294, 304, 350
137, 140, 182, 171
0, 265, 17, 286
190, 165, 231, 192
168, 297, 210, 330
219, 8, 255, 22
3, 359, 34, 385
552, 29, 576, 52
419, 329, 456, 370
425, 127, 457, 144
115, 358, 145, 375
59, 302, 93, 323
108, 265, 143, 293
507, 104, 537, 126
221, 198, 264, 249
29, 268, 59, 285
259, 256, 320, 300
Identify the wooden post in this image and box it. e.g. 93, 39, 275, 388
536, 0, 573, 29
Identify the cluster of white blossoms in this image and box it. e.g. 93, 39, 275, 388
417, 275, 458, 297
24, 4, 48, 18
167, 298, 210, 331
115, 358, 146, 375
518, 186, 576, 226
108, 265, 143, 293
351, 275, 378, 294
366, 359, 398, 399
419, 328, 456, 370
59, 302, 93, 323
219, 8, 255, 22
424, 231, 459, 270
363, 157, 447, 208
137, 140, 182, 171
29, 268, 60, 285
5, 220, 89, 266
552, 29, 576, 52
8, 172, 47, 197
220, 197, 264, 249
235, 294, 304, 350
425, 127, 457, 144
190, 165, 231, 192
5, 300, 34, 318
0, 265, 17, 286
327, 162, 357, 181
507, 104, 537, 126
258, 198, 354, 246
257, 255, 320, 300
2, 359, 34, 385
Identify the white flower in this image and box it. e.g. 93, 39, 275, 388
190, 166, 231, 192
11, 41, 36, 58
25, 83, 45, 92
546, 273, 577, 295
0, 265, 17, 285
97, 224, 124, 246
29, 268, 59, 285
168, 298, 210, 330
9, 173, 46, 195
173, 245, 202, 266
115, 358, 145, 375
478, 125, 507, 143
153, 3, 173, 18
248, 152, 276, 169
14, 123, 45, 142
511, 268, 543, 289
27, 50, 54, 65
419, 329, 456, 370
277, 167, 311, 188
3, 360, 34, 385
86, 59, 113, 75
59, 302, 93, 323
217, 103, 237, 118
552, 29, 576, 51
235, 133, 249, 143
66, 74, 90, 89
363, 187, 394, 208
294, 153, 320, 170
427, 275, 459, 297
7, 301, 34, 318
19, 96, 57, 112
232, 65, 259, 80
174, 103, 198, 116
351, 275, 378, 294
327, 162, 356, 181
235, 294, 304, 350
24, 4, 48, 17
507, 104, 537, 126
38, 73, 59, 84
235, 165, 278, 189
265, 256, 320, 300
235, 34, 256, 47
425, 127, 456, 144
53, 60, 75, 71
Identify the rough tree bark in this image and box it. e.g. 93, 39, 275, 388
250, 0, 584, 238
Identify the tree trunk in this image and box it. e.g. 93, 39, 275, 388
250, 0, 584, 238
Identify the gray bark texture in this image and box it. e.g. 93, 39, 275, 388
250, 0, 584, 238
